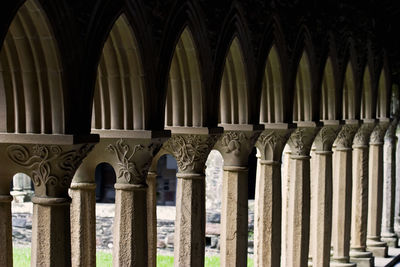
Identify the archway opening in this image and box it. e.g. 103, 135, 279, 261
342, 63, 356, 120
219, 38, 248, 124
260, 45, 283, 123
165, 28, 203, 127
293, 52, 312, 122
320, 58, 336, 120
92, 14, 145, 130
0, 0, 64, 134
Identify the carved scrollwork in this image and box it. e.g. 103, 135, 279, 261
256, 129, 291, 161
164, 134, 219, 173
353, 123, 376, 147
287, 127, 317, 156
7, 143, 94, 197
370, 122, 390, 145
333, 124, 359, 149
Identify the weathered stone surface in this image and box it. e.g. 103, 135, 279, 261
367, 122, 389, 257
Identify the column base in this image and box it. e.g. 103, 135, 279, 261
381, 233, 398, 247
330, 261, 356, 267
366, 239, 388, 257
330, 257, 356, 266
350, 250, 373, 267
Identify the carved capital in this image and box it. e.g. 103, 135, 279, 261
256, 129, 292, 161
163, 134, 219, 173
7, 143, 95, 198
214, 130, 261, 166
370, 122, 390, 145
106, 138, 163, 186
333, 124, 359, 149
287, 127, 318, 156
384, 119, 398, 143
313, 125, 341, 152
353, 123, 376, 147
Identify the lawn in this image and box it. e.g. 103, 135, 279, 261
13, 247, 254, 267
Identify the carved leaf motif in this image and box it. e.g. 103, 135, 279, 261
334, 124, 358, 148
370, 123, 389, 144
288, 128, 316, 156
353, 124, 375, 146
219, 132, 247, 155
106, 139, 146, 184
164, 134, 218, 172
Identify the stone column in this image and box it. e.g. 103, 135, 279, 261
350, 122, 375, 266
70, 182, 96, 267
395, 121, 400, 236
308, 124, 340, 267
214, 128, 261, 267
281, 145, 291, 267
164, 133, 220, 267
147, 170, 158, 267
107, 138, 163, 267
330, 123, 359, 267
0, 195, 13, 267
5, 142, 96, 266
366, 121, 390, 257
381, 119, 399, 247
254, 127, 291, 267
286, 125, 319, 267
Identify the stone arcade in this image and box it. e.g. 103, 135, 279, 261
1, 0, 400, 266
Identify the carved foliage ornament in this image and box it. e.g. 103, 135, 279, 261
256, 129, 291, 161
333, 124, 358, 149
370, 122, 389, 144
217, 131, 260, 155
164, 134, 219, 173
384, 119, 398, 142
287, 127, 317, 156
7, 144, 94, 192
313, 126, 339, 151
353, 123, 375, 146
106, 139, 160, 185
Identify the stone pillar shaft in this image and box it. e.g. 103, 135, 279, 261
366, 122, 389, 257
31, 197, 72, 266
350, 123, 375, 265
285, 126, 317, 267
310, 151, 332, 267
254, 160, 281, 267
70, 182, 96, 267
220, 166, 248, 267
286, 155, 311, 266
147, 171, 158, 267
0, 195, 13, 267
381, 120, 398, 247
174, 173, 205, 267
351, 146, 370, 250
331, 149, 354, 264
164, 132, 220, 267
113, 184, 148, 267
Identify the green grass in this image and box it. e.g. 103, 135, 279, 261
13, 247, 254, 267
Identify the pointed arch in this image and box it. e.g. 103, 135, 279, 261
0, 0, 64, 134
376, 68, 390, 119
165, 27, 204, 127
219, 37, 248, 124
293, 51, 312, 122
92, 14, 145, 130
260, 45, 284, 123
342, 62, 357, 120
320, 58, 337, 120
361, 66, 373, 119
